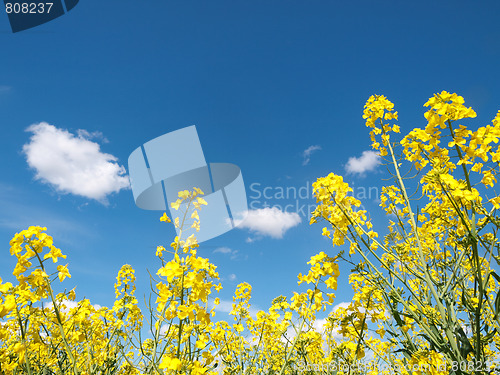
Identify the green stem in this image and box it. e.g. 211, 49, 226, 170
278, 279, 320, 375
34, 250, 79, 375
14, 302, 33, 375
382, 118, 462, 360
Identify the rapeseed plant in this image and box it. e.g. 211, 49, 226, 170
1, 91, 499, 374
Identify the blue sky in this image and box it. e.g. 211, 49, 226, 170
1, 0, 500, 321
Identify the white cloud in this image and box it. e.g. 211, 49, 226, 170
228, 273, 237, 282
234, 207, 301, 239
54, 300, 101, 313
77, 129, 109, 143
213, 247, 245, 260
213, 247, 232, 254
56, 300, 78, 313
345, 150, 380, 175
210, 299, 233, 314
313, 317, 329, 333
283, 317, 330, 344
160, 324, 169, 335
302, 145, 322, 166
23, 123, 130, 203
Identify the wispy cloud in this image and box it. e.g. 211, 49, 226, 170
302, 145, 322, 166
23, 122, 129, 204
0, 183, 94, 245
345, 150, 380, 175
228, 273, 237, 282
213, 247, 232, 254
0, 85, 11, 93
235, 207, 301, 239
213, 247, 245, 260
77, 129, 109, 143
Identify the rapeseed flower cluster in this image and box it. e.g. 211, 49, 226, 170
1, 91, 499, 374
312, 91, 500, 374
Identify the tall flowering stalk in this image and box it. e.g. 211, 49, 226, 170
2, 91, 498, 375
312, 92, 500, 374
135, 188, 221, 374
0, 190, 343, 374
0, 226, 142, 374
